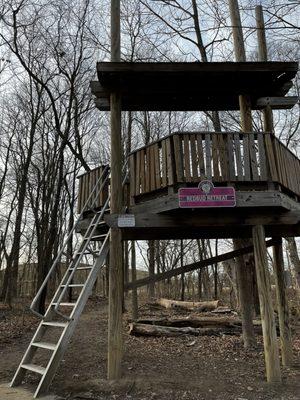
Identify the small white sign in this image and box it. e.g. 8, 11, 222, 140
117, 214, 136, 227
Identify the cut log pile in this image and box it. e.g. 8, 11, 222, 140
128, 298, 273, 338
151, 298, 220, 312
128, 316, 267, 337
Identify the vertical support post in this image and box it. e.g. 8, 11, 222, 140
255, 5, 274, 133
229, 0, 256, 349
253, 226, 281, 383
108, 0, 123, 380
273, 239, 293, 366
256, 5, 292, 366
229, 0, 252, 132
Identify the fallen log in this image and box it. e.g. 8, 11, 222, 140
129, 322, 240, 337
135, 317, 242, 329
153, 298, 220, 311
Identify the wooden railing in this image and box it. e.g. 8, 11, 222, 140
269, 136, 300, 198
76, 132, 300, 212
129, 131, 300, 200
77, 165, 109, 213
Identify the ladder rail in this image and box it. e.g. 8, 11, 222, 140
53, 205, 110, 316
30, 165, 110, 318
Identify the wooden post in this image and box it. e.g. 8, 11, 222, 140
273, 239, 293, 366
256, 5, 293, 367
108, 0, 123, 380
255, 5, 274, 132
253, 226, 281, 383
229, 0, 252, 131
229, 0, 256, 349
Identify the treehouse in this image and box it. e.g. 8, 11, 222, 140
10, 61, 300, 398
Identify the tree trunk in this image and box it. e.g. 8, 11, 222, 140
131, 241, 138, 321
233, 239, 256, 348
148, 240, 155, 301
285, 237, 300, 289
153, 298, 220, 311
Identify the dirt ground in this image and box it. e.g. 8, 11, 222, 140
0, 298, 299, 400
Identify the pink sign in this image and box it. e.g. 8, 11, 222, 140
179, 181, 236, 208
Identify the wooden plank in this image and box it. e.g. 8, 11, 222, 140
77, 176, 83, 213
183, 134, 191, 182
196, 134, 205, 179
243, 134, 251, 180
252, 225, 281, 383
166, 137, 174, 185
205, 133, 212, 180
264, 134, 278, 181
145, 146, 151, 192
161, 140, 167, 187
234, 132, 243, 180
153, 143, 161, 189
190, 134, 198, 181
227, 133, 235, 181
135, 151, 141, 195
219, 134, 228, 181
173, 134, 184, 182
140, 150, 146, 193
211, 133, 220, 181
149, 145, 156, 191
129, 154, 136, 202
249, 133, 259, 180
256, 96, 298, 108
257, 132, 267, 180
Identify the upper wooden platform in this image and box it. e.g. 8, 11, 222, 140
91, 61, 298, 111
77, 130, 300, 240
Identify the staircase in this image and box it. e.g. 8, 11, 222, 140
10, 166, 111, 398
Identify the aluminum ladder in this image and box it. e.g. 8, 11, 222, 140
10, 165, 111, 398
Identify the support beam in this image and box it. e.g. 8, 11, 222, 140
273, 239, 293, 366
255, 5, 274, 133
253, 225, 281, 383
126, 238, 277, 291
108, 0, 123, 380
256, 4, 293, 369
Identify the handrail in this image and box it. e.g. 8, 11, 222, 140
54, 165, 129, 319
30, 165, 110, 318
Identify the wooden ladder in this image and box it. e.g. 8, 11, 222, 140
10, 167, 111, 398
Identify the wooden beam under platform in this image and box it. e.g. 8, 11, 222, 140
125, 238, 278, 291
105, 210, 300, 240
129, 190, 300, 215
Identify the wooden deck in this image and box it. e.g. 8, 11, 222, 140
77, 131, 300, 239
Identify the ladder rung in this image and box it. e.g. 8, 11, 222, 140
92, 234, 106, 239
42, 321, 68, 328
21, 363, 46, 375
74, 266, 93, 271
52, 302, 76, 307
61, 284, 84, 288
32, 341, 57, 351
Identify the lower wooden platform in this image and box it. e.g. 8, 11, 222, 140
77, 190, 300, 240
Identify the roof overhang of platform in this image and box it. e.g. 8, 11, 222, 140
92, 61, 298, 111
